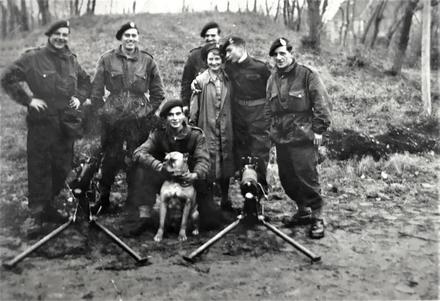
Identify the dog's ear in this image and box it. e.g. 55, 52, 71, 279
164, 152, 170, 160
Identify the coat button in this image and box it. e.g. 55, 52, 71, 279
43, 74, 47, 78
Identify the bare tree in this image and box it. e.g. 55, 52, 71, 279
304, 0, 325, 49
1, 1, 7, 39
265, 0, 273, 16
274, 0, 281, 21
253, 0, 257, 13
86, 0, 96, 15
421, 0, 431, 115
384, 2, 405, 48
369, 0, 388, 48
227, 1, 230, 12
132, 0, 136, 14
388, 0, 419, 75
20, 0, 29, 31
37, 0, 50, 25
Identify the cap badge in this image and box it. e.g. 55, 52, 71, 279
130, 22, 135, 28
66, 20, 70, 27
229, 38, 234, 44
280, 38, 286, 46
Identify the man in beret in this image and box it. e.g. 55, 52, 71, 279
180, 21, 221, 108
1, 20, 91, 227
264, 37, 331, 239
221, 36, 271, 209
91, 21, 165, 214
125, 99, 223, 235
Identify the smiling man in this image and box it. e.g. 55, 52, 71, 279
1, 20, 91, 227
126, 99, 225, 236
180, 21, 221, 108
91, 21, 165, 214
264, 37, 331, 239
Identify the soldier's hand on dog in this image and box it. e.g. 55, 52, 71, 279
69, 96, 81, 110
29, 98, 48, 112
178, 171, 198, 183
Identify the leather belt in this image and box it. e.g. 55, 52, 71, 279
236, 98, 266, 106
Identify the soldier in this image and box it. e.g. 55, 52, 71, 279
128, 99, 223, 235
1, 20, 91, 225
265, 38, 331, 239
180, 21, 221, 108
91, 21, 166, 213
221, 36, 271, 209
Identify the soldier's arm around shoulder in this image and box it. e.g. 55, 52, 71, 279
1, 50, 34, 106
190, 126, 210, 180
306, 68, 331, 134
145, 54, 165, 112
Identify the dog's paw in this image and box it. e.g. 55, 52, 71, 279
178, 230, 187, 241
154, 230, 164, 242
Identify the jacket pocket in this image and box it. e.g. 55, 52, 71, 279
108, 69, 124, 91
288, 89, 308, 112
132, 71, 148, 93
32, 70, 57, 95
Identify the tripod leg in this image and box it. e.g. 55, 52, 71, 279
3, 219, 73, 269
183, 217, 242, 263
91, 220, 150, 265
260, 218, 321, 262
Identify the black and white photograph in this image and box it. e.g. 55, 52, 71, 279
0, 0, 438, 300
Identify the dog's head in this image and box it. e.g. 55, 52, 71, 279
163, 151, 189, 176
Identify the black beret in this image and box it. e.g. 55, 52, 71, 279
45, 20, 70, 36
116, 22, 138, 40
269, 37, 293, 56
160, 99, 184, 118
200, 21, 220, 38
201, 43, 222, 61
220, 36, 246, 55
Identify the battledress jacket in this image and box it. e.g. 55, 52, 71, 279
180, 46, 207, 107
1, 43, 90, 119
91, 46, 165, 123
133, 124, 210, 180
265, 61, 331, 145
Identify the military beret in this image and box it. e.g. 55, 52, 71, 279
160, 99, 184, 118
220, 36, 246, 55
45, 20, 70, 36
200, 21, 221, 38
269, 37, 293, 56
116, 21, 138, 40
201, 42, 222, 61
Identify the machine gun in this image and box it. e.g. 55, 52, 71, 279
3, 147, 150, 269
183, 156, 321, 263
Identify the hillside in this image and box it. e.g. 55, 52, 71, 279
0, 12, 438, 301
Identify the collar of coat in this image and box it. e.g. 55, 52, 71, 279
276, 59, 297, 75
45, 41, 73, 59
206, 69, 229, 83
165, 123, 191, 140
116, 45, 140, 61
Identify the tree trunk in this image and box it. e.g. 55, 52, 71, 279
421, 0, 431, 115
37, 0, 50, 25
274, 0, 281, 21
389, 0, 419, 75
369, 0, 388, 48
361, 2, 380, 44
296, 0, 303, 31
253, 0, 257, 13
21, 0, 29, 31
227, 1, 230, 12
306, 0, 322, 49
132, 0, 136, 14
384, 3, 405, 48
339, 6, 345, 45
1, 2, 7, 39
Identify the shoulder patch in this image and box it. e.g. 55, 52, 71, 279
140, 49, 154, 58
190, 46, 202, 53
298, 63, 317, 73
24, 46, 41, 54
190, 126, 204, 135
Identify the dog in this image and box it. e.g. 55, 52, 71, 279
154, 151, 199, 242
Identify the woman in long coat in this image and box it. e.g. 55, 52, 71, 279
190, 43, 234, 210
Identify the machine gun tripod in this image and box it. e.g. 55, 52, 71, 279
3, 150, 150, 269
183, 157, 321, 263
